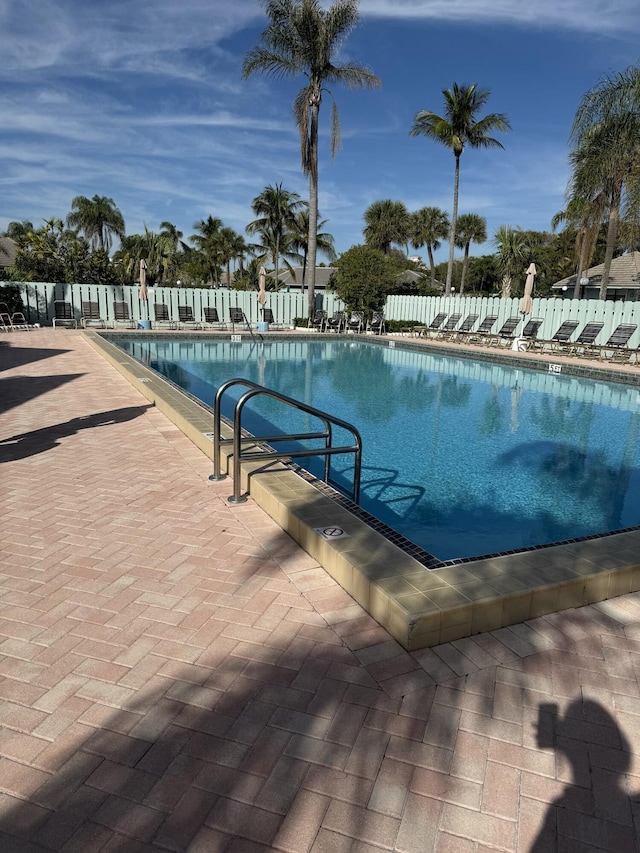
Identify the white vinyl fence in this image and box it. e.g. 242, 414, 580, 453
9, 282, 640, 349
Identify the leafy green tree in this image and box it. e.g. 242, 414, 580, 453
331, 244, 395, 314
363, 200, 410, 254
493, 226, 528, 298
0, 283, 26, 314
113, 228, 165, 285
454, 212, 486, 294
243, 0, 380, 319
246, 183, 304, 285
3, 221, 34, 245
232, 257, 277, 291
409, 206, 449, 288
191, 216, 224, 285
410, 82, 510, 294
158, 221, 185, 284
466, 254, 499, 294
66, 195, 125, 252
9, 220, 118, 284
218, 228, 247, 287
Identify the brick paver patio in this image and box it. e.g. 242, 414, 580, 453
1, 329, 639, 852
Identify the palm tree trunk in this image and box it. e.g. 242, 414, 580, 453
427, 246, 436, 287
599, 186, 621, 300
305, 101, 320, 320
573, 233, 586, 300
460, 244, 470, 294
502, 273, 511, 299
445, 154, 461, 295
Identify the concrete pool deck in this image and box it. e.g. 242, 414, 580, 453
2, 328, 640, 851
83, 328, 640, 653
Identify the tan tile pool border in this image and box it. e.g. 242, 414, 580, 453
85, 330, 640, 651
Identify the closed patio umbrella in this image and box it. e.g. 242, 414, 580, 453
513, 263, 536, 350
519, 263, 536, 317
258, 266, 267, 322
139, 259, 148, 301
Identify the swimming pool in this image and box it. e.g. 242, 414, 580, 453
117, 336, 640, 563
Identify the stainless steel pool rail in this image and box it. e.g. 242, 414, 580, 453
209, 378, 363, 504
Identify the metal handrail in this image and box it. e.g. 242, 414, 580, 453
209, 378, 362, 504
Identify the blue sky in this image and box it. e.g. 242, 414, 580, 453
1, 0, 639, 266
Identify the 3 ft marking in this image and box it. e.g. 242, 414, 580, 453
231, 335, 242, 343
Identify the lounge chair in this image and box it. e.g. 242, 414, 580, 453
508, 318, 544, 351
521, 318, 543, 343
53, 301, 77, 328
154, 303, 177, 329
466, 315, 498, 344
534, 320, 579, 352
229, 307, 249, 331
452, 313, 479, 342
597, 324, 637, 362
81, 301, 106, 329
566, 321, 604, 357
262, 308, 285, 330
0, 302, 30, 331
112, 301, 135, 328
484, 317, 521, 347
310, 309, 327, 332
346, 311, 364, 333
203, 307, 226, 330
366, 311, 386, 335
0, 305, 12, 331
418, 311, 448, 338
326, 311, 346, 332
435, 313, 462, 340
178, 305, 201, 330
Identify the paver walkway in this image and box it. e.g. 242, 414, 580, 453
1, 329, 639, 852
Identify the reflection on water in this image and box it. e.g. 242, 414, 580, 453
117, 337, 640, 561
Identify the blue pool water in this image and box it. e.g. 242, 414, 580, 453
118, 337, 640, 561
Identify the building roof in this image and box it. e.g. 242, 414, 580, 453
278, 267, 335, 287
552, 251, 640, 291
0, 237, 17, 268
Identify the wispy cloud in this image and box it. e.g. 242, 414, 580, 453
360, 0, 640, 33
0, 0, 635, 262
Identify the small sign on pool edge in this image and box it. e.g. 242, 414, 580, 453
231, 334, 242, 343
314, 525, 350, 540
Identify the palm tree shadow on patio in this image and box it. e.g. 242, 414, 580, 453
1, 492, 640, 848
0, 374, 85, 418
0, 405, 153, 463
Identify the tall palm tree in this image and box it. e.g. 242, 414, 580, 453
493, 225, 527, 299
410, 83, 510, 294
571, 65, 640, 136
191, 216, 224, 285
569, 67, 640, 299
246, 183, 304, 286
158, 221, 184, 284
66, 195, 125, 252
113, 227, 164, 284
363, 200, 410, 255
289, 207, 336, 287
551, 197, 604, 299
243, 0, 380, 318
454, 212, 487, 294
218, 227, 247, 288
4, 220, 35, 246
409, 206, 449, 287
